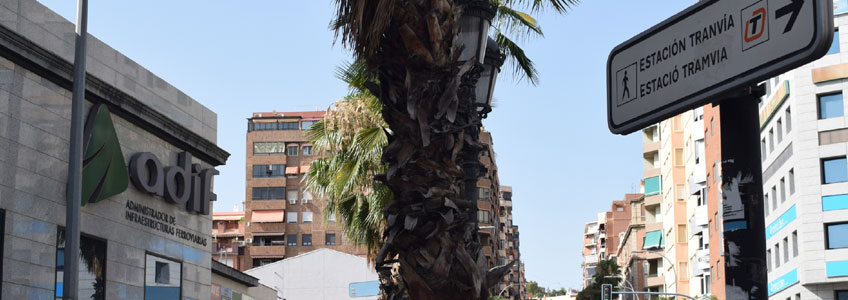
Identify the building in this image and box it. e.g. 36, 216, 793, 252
755, 9, 848, 299
683, 106, 711, 298
581, 195, 637, 291
0, 0, 228, 299
583, 220, 600, 288
616, 192, 646, 300
211, 260, 277, 300
243, 110, 366, 269
640, 123, 668, 295
499, 186, 526, 299
213, 211, 247, 270
244, 248, 380, 300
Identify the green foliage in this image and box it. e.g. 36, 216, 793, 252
489, 296, 509, 300
577, 259, 622, 300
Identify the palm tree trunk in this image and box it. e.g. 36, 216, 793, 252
369, 1, 490, 299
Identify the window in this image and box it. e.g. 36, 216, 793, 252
777, 119, 783, 143
326, 233, 337, 245
287, 145, 298, 156
717, 260, 721, 278
252, 235, 284, 246
302, 234, 313, 246
769, 129, 775, 153
828, 29, 840, 55
55, 229, 106, 300
250, 121, 278, 131
789, 169, 795, 194
675, 148, 684, 166
279, 122, 298, 130
287, 190, 299, 204
822, 157, 848, 184
302, 212, 313, 223
772, 186, 778, 209
677, 224, 687, 243
253, 142, 286, 154
253, 164, 285, 178
792, 231, 798, 257
145, 254, 181, 300
301, 120, 318, 130
783, 237, 789, 263
302, 146, 313, 156
819, 93, 844, 119
767, 249, 772, 272
761, 138, 767, 161
252, 187, 285, 200
302, 191, 313, 203
328, 212, 336, 223
478, 211, 491, 224
704, 275, 711, 294
826, 222, 848, 249
478, 188, 491, 202
765, 192, 770, 214
287, 234, 297, 246
679, 262, 689, 280
785, 107, 792, 133
710, 118, 715, 135
287, 212, 298, 223
780, 178, 786, 203
155, 261, 170, 284
677, 184, 686, 201
837, 290, 848, 300
775, 243, 781, 267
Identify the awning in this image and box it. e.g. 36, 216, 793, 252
302, 118, 322, 121
285, 167, 299, 175
251, 232, 285, 236
213, 214, 243, 221
300, 165, 310, 173
643, 230, 664, 250
251, 210, 284, 223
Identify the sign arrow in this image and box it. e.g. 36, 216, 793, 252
776, 0, 804, 33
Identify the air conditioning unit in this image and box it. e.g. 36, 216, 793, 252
245, 238, 253, 244
289, 199, 297, 205
302, 199, 309, 204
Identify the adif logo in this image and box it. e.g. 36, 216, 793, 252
742, 1, 770, 51
81, 104, 218, 215
82, 104, 130, 206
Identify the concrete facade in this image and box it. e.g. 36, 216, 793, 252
0, 0, 227, 299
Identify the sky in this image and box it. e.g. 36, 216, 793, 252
38, 0, 693, 290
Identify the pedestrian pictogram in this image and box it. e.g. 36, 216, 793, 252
743, 1, 770, 50
616, 63, 637, 106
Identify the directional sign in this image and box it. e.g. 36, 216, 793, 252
607, 0, 833, 135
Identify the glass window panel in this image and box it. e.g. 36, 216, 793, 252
792, 231, 799, 257
301, 121, 317, 130
287, 146, 298, 156
819, 93, 844, 119
823, 157, 848, 184
302, 234, 312, 246
287, 235, 297, 246
302, 146, 313, 156
786, 107, 792, 133
326, 233, 336, 245
789, 169, 796, 194
837, 290, 848, 300
302, 212, 313, 223
253, 142, 286, 154
828, 30, 840, 55
287, 212, 298, 223
55, 229, 106, 300
826, 223, 848, 249
279, 122, 298, 130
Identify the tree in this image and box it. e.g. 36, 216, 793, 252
577, 259, 622, 300
526, 280, 543, 297
330, 0, 576, 299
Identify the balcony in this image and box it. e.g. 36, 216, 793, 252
500, 200, 512, 207
251, 222, 286, 233
584, 255, 598, 264
695, 249, 710, 271
646, 275, 665, 287
643, 140, 660, 154
213, 244, 238, 255
694, 205, 708, 227
250, 245, 285, 257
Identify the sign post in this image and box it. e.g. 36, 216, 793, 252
607, 0, 833, 135
607, 0, 834, 299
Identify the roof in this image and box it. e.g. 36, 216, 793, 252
212, 260, 260, 287
251, 111, 326, 119
245, 248, 366, 273
213, 211, 244, 221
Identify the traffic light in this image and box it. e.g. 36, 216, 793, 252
601, 284, 613, 300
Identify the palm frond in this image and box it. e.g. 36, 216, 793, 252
495, 5, 543, 40
495, 31, 539, 85
335, 59, 376, 95
331, 0, 396, 61
498, 0, 579, 13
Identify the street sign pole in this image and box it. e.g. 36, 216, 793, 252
715, 85, 768, 300
64, 0, 88, 299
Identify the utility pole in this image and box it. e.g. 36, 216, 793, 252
63, 0, 88, 299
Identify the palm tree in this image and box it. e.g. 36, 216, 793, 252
330, 1, 577, 299
303, 64, 390, 261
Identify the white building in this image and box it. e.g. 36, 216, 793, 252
245, 248, 379, 300
758, 7, 848, 300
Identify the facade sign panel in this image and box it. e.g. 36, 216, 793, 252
349, 281, 380, 297
826, 260, 848, 277
766, 205, 797, 240
768, 268, 799, 295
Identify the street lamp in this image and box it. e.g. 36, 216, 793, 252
476, 37, 505, 117
457, 0, 496, 64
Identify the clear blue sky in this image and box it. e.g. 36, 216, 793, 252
39, 0, 692, 290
